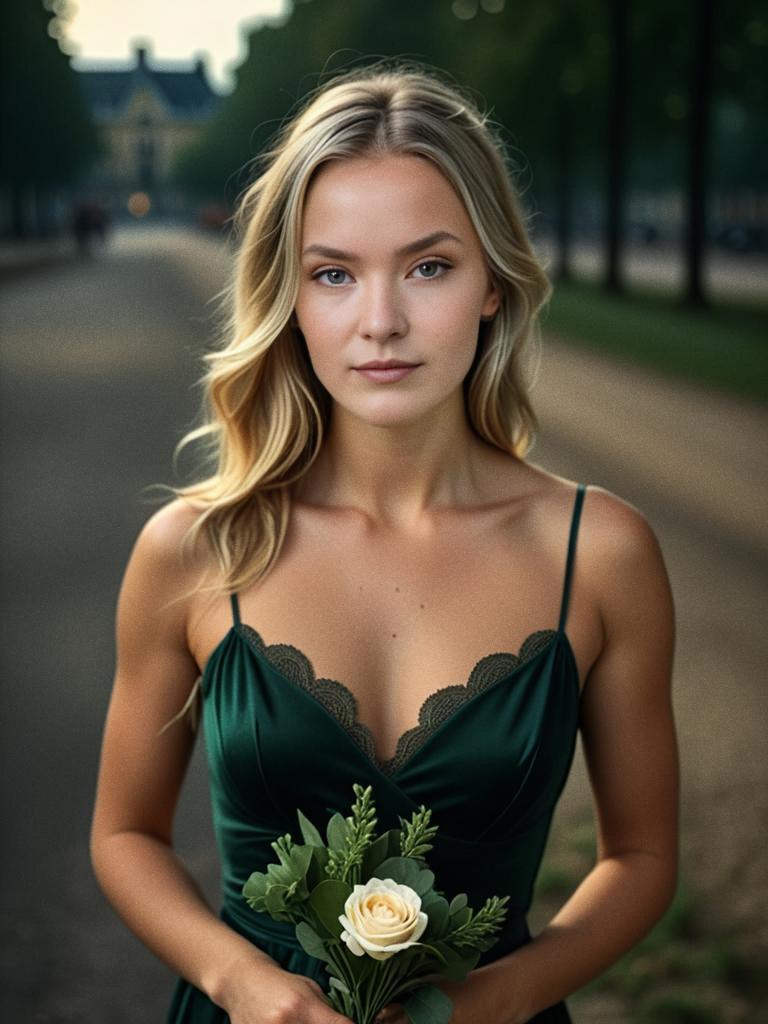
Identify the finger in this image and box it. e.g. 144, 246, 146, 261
374, 1003, 405, 1023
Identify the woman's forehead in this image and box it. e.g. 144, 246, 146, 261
301, 154, 475, 248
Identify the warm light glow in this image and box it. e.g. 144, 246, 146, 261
63, 0, 289, 94
127, 192, 152, 218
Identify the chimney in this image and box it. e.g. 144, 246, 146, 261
134, 42, 150, 70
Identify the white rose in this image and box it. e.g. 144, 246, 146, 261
338, 877, 429, 960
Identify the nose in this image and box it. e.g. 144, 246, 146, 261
357, 277, 408, 342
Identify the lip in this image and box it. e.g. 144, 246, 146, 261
355, 360, 420, 369
354, 364, 420, 383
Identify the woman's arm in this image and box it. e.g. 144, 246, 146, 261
376, 488, 679, 1024
479, 489, 679, 1024
90, 501, 352, 1022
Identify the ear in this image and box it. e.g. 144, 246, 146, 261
480, 277, 501, 320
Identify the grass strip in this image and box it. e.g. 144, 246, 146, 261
541, 279, 768, 403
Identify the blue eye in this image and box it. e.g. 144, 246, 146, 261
313, 268, 351, 286
413, 260, 451, 279
311, 259, 452, 287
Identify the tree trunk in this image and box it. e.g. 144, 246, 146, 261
554, 90, 573, 284
684, 0, 713, 308
605, 0, 628, 294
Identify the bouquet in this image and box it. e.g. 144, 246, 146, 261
242, 783, 509, 1024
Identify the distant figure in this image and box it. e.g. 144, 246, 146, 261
72, 198, 110, 257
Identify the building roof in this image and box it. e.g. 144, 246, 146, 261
76, 45, 221, 120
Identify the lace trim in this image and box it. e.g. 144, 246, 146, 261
237, 623, 559, 777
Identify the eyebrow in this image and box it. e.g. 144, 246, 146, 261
301, 230, 465, 261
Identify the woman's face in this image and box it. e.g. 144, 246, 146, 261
294, 152, 500, 427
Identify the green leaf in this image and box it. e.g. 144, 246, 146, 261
360, 830, 391, 877
242, 871, 268, 904
413, 942, 449, 966
297, 808, 324, 846
402, 984, 453, 1024
287, 844, 314, 882
306, 845, 329, 889
295, 921, 330, 962
309, 879, 352, 938
328, 976, 350, 995
448, 893, 467, 915
326, 812, 349, 852
372, 857, 433, 894
264, 884, 290, 916
386, 827, 404, 858
423, 895, 450, 939
439, 946, 481, 980
449, 906, 472, 929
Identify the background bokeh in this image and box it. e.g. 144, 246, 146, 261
1, 1, 766, 1021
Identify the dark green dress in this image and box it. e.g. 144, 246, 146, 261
168, 483, 587, 1023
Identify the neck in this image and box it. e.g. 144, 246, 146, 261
295, 392, 492, 528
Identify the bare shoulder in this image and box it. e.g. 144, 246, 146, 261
523, 466, 673, 646
576, 483, 675, 652
524, 464, 662, 568
132, 497, 209, 570
578, 484, 669, 581
118, 498, 215, 639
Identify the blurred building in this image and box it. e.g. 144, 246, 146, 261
76, 43, 221, 219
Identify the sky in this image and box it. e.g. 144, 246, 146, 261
63, 0, 291, 95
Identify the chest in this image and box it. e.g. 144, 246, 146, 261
193, 506, 588, 766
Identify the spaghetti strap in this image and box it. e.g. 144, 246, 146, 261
557, 483, 587, 634
230, 592, 241, 626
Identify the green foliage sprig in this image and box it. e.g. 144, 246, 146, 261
399, 805, 439, 860
444, 895, 511, 950
326, 783, 378, 885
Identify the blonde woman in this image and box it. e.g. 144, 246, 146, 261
90, 60, 678, 1024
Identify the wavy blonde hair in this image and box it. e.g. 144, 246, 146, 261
172, 58, 552, 598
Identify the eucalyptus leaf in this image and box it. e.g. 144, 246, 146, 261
402, 984, 453, 1024
386, 827, 404, 857
423, 895, 450, 939
412, 942, 448, 966
360, 830, 390, 878
373, 856, 422, 888
295, 921, 330, 962
436, 945, 481, 981
309, 878, 352, 938
242, 872, 268, 905
287, 844, 314, 882
449, 906, 472, 929
448, 893, 467, 915
264, 884, 289, 916
326, 812, 349, 852
297, 808, 324, 846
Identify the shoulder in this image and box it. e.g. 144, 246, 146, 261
579, 483, 662, 561
578, 483, 668, 581
576, 483, 674, 645
119, 498, 216, 625
521, 464, 661, 569
131, 497, 211, 575
519, 466, 673, 635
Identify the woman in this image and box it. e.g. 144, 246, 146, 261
90, 61, 678, 1024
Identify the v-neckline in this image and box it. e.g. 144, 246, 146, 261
208, 621, 578, 779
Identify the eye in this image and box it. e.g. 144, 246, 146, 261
411, 259, 452, 280
312, 267, 352, 286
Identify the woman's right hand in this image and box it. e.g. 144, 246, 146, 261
221, 957, 354, 1024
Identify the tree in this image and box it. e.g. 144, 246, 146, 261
0, 0, 100, 236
